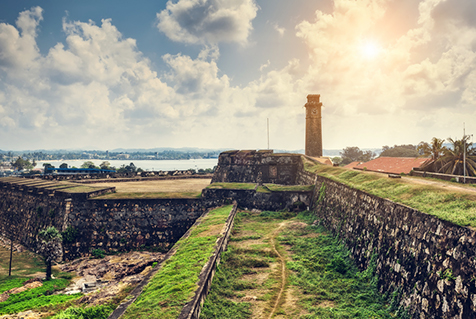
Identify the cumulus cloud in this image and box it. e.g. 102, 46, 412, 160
156, 0, 258, 44
295, 0, 476, 114
0, 6, 42, 70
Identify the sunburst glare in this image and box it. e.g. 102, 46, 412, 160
360, 40, 381, 59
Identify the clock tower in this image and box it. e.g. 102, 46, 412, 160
304, 94, 323, 157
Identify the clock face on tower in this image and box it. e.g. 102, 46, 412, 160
311, 109, 318, 115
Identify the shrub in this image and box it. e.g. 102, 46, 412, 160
61, 227, 78, 244
91, 249, 105, 259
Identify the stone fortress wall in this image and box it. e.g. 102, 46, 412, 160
211, 151, 476, 318
2, 150, 476, 318
0, 180, 207, 260
310, 175, 476, 318
212, 150, 302, 185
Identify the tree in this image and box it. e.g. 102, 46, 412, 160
59, 163, 68, 169
417, 137, 445, 172
99, 161, 111, 170
379, 145, 418, 157
11, 157, 34, 171
331, 157, 342, 165
38, 227, 63, 280
81, 161, 97, 169
340, 147, 375, 165
118, 162, 137, 173
436, 136, 476, 176
417, 138, 445, 160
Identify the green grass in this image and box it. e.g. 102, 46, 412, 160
206, 182, 256, 190
265, 184, 314, 192
200, 211, 286, 319
304, 160, 476, 227
0, 246, 81, 316
0, 278, 81, 315
201, 210, 394, 318
280, 210, 394, 318
122, 205, 234, 319
52, 304, 116, 319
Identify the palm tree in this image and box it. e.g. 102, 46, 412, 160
437, 136, 476, 177
417, 137, 445, 171
38, 226, 63, 280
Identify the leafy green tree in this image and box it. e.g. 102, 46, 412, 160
417, 138, 445, 161
99, 161, 111, 170
437, 136, 476, 176
379, 144, 418, 157
38, 227, 63, 280
81, 161, 97, 169
340, 147, 375, 165
11, 157, 34, 170
331, 157, 343, 165
43, 163, 54, 169
117, 162, 137, 173
417, 137, 445, 172
59, 163, 68, 169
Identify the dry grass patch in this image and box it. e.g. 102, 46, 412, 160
92, 179, 211, 199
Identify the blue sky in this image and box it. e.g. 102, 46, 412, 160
0, 0, 475, 151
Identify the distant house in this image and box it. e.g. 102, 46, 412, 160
352, 157, 430, 175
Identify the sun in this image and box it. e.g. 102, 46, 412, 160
360, 40, 381, 60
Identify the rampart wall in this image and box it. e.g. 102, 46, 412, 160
212, 150, 301, 185
202, 188, 311, 212
65, 198, 206, 259
311, 175, 476, 318
0, 180, 207, 260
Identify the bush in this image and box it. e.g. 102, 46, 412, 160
91, 249, 105, 259
54, 304, 115, 319
61, 227, 78, 244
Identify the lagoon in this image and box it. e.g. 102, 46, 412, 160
34, 158, 218, 171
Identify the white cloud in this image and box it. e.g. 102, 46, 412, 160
156, 0, 258, 44
0, 6, 42, 70
2, 2, 476, 151
273, 23, 285, 37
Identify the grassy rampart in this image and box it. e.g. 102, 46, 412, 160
206, 182, 256, 190
303, 159, 476, 228
121, 205, 234, 319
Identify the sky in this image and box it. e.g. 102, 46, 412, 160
0, 0, 475, 151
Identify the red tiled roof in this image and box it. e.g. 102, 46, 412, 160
354, 157, 430, 175
344, 161, 361, 169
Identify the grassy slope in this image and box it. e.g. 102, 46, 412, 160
0, 247, 81, 316
122, 205, 233, 319
206, 182, 256, 190
200, 210, 393, 319
303, 159, 476, 227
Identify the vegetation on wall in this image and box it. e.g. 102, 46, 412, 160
122, 205, 233, 319
304, 160, 476, 227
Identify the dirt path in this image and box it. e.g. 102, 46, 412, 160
403, 176, 476, 194
268, 221, 288, 319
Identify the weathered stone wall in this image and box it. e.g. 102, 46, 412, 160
202, 188, 312, 212
64, 198, 206, 260
0, 179, 206, 260
312, 175, 476, 318
0, 183, 69, 251
212, 150, 301, 185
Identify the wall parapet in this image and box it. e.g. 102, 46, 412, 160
178, 204, 238, 319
